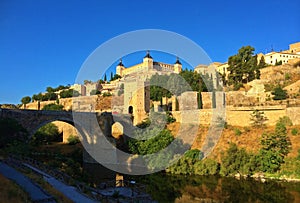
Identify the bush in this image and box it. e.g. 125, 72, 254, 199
278, 116, 293, 126
42, 103, 64, 111
102, 92, 112, 97
234, 128, 242, 136
272, 86, 288, 100
67, 135, 80, 145
166, 112, 176, 123
291, 128, 299, 136
31, 123, 61, 145
250, 110, 268, 128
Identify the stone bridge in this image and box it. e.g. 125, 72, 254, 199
0, 108, 133, 138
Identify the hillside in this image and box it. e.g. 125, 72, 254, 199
167, 122, 300, 161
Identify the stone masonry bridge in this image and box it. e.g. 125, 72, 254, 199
0, 108, 133, 139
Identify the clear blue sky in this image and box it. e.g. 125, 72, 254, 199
1, 0, 299, 104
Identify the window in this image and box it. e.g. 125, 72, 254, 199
270, 56, 273, 58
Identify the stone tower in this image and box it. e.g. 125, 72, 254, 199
174, 57, 182, 73
116, 59, 125, 77
123, 76, 150, 125
143, 51, 153, 71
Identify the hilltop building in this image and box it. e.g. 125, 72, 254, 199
116, 51, 182, 77
214, 42, 300, 78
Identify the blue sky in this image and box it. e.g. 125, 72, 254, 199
0, 0, 299, 104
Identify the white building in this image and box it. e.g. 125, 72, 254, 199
263, 52, 300, 65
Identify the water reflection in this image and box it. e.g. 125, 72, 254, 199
132, 173, 300, 203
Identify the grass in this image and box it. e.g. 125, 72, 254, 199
0, 174, 31, 203
15, 165, 73, 203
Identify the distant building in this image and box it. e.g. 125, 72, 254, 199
263, 52, 300, 65
116, 51, 182, 77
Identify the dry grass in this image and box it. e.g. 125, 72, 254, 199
21, 170, 73, 203
0, 174, 31, 203
167, 123, 300, 161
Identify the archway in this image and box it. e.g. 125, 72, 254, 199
128, 106, 133, 114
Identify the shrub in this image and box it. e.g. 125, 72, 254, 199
166, 112, 176, 123
67, 135, 80, 145
234, 128, 242, 136
272, 86, 288, 100
250, 110, 268, 128
31, 123, 61, 145
42, 103, 64, 111
278, 116, 293, 126
102, 92, 112, 97
291, 128, 299, 136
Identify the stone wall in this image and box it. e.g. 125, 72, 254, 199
172, 107, 299, 127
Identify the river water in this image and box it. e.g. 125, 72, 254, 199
133, 173, 300, 203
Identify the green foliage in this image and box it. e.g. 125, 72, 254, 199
0, 118, 28, 148
21, 96, 31, 105
234, 128, 242, 136
298, 149, 300, 161
21, 96, 31, 108
67, 135, 80, 145
42, 103, 64, 111
60, 89, 80, 98
285, 73, 291, 80
227, 46, 260, 86
150, 74, 172, 101
258, 121, 291, 173
167, 149, 204, 175
128, 129, 174, 155
233, 83, 244, 91
291, 128, 299, 136
258, 56, 266, 69
250, 110, 268, 127
278, 116, 293, 126
46, 85, 69, 93
150, 70, 211, 101
166, 112, 176, 123
102, 92, 112, 97
275, 60, 282, 66
110, 74, 122, 81
31, 123, 61, 145
90, 89, 101, 95
272, 86, 287, 100
194, 159, 220, 175
220, 143, 256, 176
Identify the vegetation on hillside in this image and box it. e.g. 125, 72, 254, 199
227, 46, 264, 89
42, 103, 64, 111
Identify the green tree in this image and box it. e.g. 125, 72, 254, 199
250, 110, 268, 127
227, 46, 260, 86
111, 74, 122, 81
272, 86, 287, 100
220, 143, 256, 176
21, 96, 31, 109
42, 103, 64, 111
31, 123, 61, 145
46, 86, 55, 92
258, 121, 291, 172
104, 74, 107, 82
32, 93, 43, 101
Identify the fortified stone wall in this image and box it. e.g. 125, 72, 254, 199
172, 107, 300, 126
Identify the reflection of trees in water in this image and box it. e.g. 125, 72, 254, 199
133, 174, 295, 203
